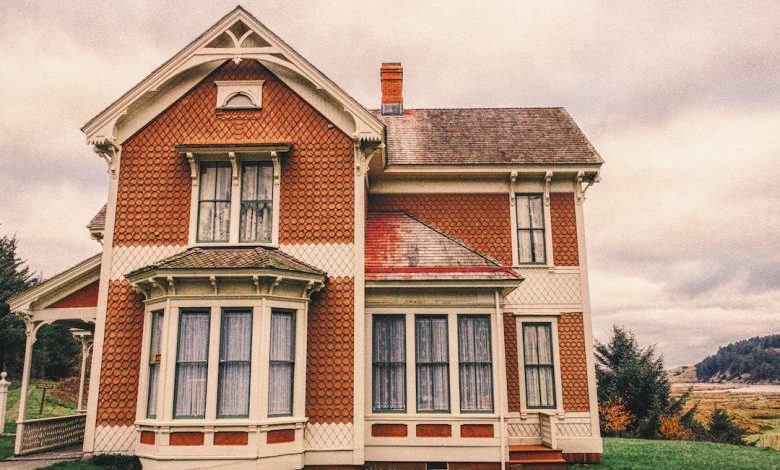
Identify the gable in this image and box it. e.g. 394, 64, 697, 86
47, 280, 99, 309
82, 7, 383, 147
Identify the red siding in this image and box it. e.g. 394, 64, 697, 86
48, 280, 99, 308
559, 313, 590, 412
550, 192, 579, 266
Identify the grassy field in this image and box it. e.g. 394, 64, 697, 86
579, 438, 780, 470
675, 387, 780, 450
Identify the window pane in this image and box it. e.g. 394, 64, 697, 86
214, 201, 231, 241
458, 316, 493, 412
198, 203, 215, 241
416, 317, 449, 412
373, 316, 405, 411
198, 163, 232, 242
516, 194, 546, 264
239, 163, 273, 243
516, 196, 530, 228
199, 165, 217, 200
175, 310, 210, 418
523, 324, 556, 408
218, 309, 252, 417
268, 310, 295, 415
529, 196, 544, 228
215, 165, 232, 200
225, 93, 254, 107
518, 230, 533, 263
532, 229, 546, 263
241, 164, 258, 200
147, 311, 164, 418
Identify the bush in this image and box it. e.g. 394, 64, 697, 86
599, 398, 635, 436
708, 409, 748, 445
88, 454, 142, 470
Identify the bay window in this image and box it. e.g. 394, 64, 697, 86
516, 194, 546, 264
522, 323, 556, 409
217, 308, 252, 417
268, 309, 295, 416
415, 316, 449, 412
174, 309, 210, 418
372, 315, 406, 412
146, 310, 164, 418
458, 315, 493, 412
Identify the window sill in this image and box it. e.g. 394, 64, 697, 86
190, 241, 278, 249
366, 413, 498, 421
136, 416, 308, 428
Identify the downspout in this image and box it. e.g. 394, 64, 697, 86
495, 289, 507, 469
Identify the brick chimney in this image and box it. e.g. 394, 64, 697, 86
380, 63, 403, 116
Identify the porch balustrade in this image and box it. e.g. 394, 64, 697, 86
16, 414, 87, 455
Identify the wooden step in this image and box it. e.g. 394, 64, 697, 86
507, 444, 567, 469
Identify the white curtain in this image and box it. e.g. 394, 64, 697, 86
218, 310, 252, 417
416, 317, 449, 411
268, 310, 295, 415
458, 316, 493, 412
373, 316, 405, 411
523, 324, 555, 408
175, 310, 210, 418
240, 163, 273, 242
198, 163, 232, 241
516, 195, 546, 263
146, 311, 164, 418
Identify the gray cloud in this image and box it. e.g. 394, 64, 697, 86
0, 0, 778, 365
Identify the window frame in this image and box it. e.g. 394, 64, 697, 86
196, 162, 233, 243
238, 161, 274, 243
414, 315, 451, 413
216, 307, 253, 419
515, 193, 547, 265
457, 314, 495, 414
172, 308, 211, 419
146, 310, 164, 419
268, 308, 296, 417
372, 314, 407, 413
521, 322, 557, 410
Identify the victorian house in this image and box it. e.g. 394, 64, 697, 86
9, 7, 603, 469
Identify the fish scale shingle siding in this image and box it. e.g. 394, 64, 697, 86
98, 59, 355, 429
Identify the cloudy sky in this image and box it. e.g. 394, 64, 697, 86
0, 1, 777, 366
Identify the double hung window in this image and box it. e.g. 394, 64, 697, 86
197, 163, 232, 242
516, 194, 546, 264
415, 316, 449, 412
458, 316, 493, 412
268, 309, 295, 416
174, 309, 210, 418
372, 315, 406, 412
146, 310, 164, 418
523, 323, 556, 408
217, 309, 252, 417
239, 162, 273, 242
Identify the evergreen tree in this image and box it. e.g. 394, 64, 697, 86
0, 231, 38, 373
708, 409, 747, 445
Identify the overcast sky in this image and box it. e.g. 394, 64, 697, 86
0, 1, 778, 366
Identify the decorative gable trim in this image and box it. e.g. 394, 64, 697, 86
81, 6, 384, 147
215, 80, 264, 109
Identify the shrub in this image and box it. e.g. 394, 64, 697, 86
88, 454, 142, 470
658, 415, 694, 440
599, 399, 635, 436
708, 409, 748, 445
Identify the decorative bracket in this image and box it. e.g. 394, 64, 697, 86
186, 153, 198, 186
252, 275, 260, 295
166, 276, 177, 296
209, 276, 219, 295
575, 171, 585, 205
544, 170, 554, 206
93, 140, 120, 178
131, 282, 151, 300
303, 280, 325, 299
271, 151, 281, 188
509, 171, 518, 207
269, 276, 283, 295
228, 152, 239, 187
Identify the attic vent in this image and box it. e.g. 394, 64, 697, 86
215, 80, 264, 110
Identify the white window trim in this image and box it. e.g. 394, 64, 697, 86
365, 307, 499, 418
186, 151, 281, 247
509, 178, 554, 269
515, 315, 565, 416
135, 297, 307, 426
215, 80, 264, 109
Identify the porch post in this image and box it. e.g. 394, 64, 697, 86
14, 315, 40, 455
73, 332, 93, 412
0, 372, 9, 436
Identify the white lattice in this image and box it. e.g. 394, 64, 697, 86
280, 243, 354, 277
505, 269, 582, 306
506, 422, 541, 438
110, 245, 185, 280
94, 425, 136, 453
556, 421, 592, 438
304, 422, 353, 450
18, 415, 86, 455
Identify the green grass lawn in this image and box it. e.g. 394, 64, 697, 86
580, 437, 780, 470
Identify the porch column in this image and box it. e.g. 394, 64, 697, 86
0, 372, 9, 436
72, 331, 93, 413
14, 315, 41, 455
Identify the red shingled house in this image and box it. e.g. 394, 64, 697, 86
9, 6, 603, 469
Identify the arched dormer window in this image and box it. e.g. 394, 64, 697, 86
215, 80, 264, 110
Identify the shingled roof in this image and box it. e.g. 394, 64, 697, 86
366, 212, 520, 282
377, 107, 603, 166
87, 204, 106, 231
127, 246, 325, 278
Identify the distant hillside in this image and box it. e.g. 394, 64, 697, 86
695, 334, 780, 383
668, 365, 698, 383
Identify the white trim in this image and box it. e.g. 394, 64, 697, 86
9, 254, 101, 313
352, 142, 366, 464
215, 80, 264, 109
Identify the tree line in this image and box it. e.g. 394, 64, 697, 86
696, 334, 780, 383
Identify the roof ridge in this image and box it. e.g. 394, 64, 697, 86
376, 211, 504, 267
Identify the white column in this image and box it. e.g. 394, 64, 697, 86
14, 316, 39, 455
75, 336, 93, 413
0, 372, 9, 436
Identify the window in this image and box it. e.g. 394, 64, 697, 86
373, 315, 406, 412
217, 309, 252, 417
174, 309, 210, 418
415, 316, 449, 412
197, 163, 232, 242
239, 162, 273, 243
223, 93, 255, 108
268, 309, 295, 416
458, 316, 493, 412
516, 194, 546, 264
523, 323, 556, 409
146, 310, 164, 418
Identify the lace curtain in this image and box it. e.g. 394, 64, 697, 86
174, 310, 210, 418
458, 316, 493, 412
416, 316, 449, 411
523, 323, 556, 408
373, 315, 406, 411
218, 309, 252, 417
198, 163, 232, 242
268, 310, 295, 415
239, 163, 273, 242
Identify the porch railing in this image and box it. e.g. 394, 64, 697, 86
16, 414, 86, 455
538, 412, 558, 449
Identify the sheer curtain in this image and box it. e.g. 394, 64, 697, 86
268, 310, 295, 416
218, 309, 252, 417
147, 310, 164, 418
198, 163, 232, 242
458, 316, 493, 412
174, 310, 210, 418
372, 315, 405, 411
239, 163, 273, 242
516, 194, 546, 263
416, 316, 449, 411
523, 324, 556, 408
